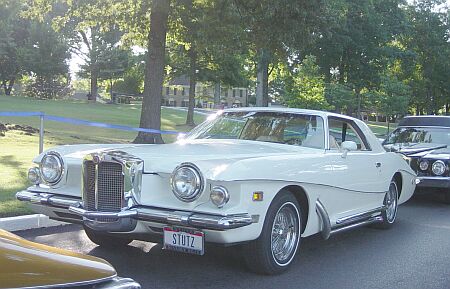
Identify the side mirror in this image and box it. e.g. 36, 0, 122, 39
341, 141, 357, 158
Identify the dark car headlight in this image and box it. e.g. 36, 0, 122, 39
419, 160, 429, 171
432, 160, 446, 176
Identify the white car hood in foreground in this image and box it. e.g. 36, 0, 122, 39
36, 139, 322, 180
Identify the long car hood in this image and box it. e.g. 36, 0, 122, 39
39, 139, 321, 176
0, 229, 116, 288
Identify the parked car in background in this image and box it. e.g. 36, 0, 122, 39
17, 108, 416, 274
383, 115, 450, 203
0, 228, 140, 289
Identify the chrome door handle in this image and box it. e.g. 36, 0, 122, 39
375, 162, 382, 168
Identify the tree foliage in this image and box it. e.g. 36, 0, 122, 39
2, 0, 449, 141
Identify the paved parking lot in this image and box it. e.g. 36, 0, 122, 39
18, 195, 450, 289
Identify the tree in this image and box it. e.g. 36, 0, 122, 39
312, 0, 409, 117
168, 0, 249, 125
280, 56, 330, 110
21, 21, 70, 99
401, 0, 449, 115
134, 0, 170, 143
233, 0, 324, 107
0, 0, 28, 95
76, 28, 127, 101
25, 0, 170, 143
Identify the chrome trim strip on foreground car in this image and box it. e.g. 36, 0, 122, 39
16, 190, 255, 231
9, 276, 141, 289
315, 199, 385, 240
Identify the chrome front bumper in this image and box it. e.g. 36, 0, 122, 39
415, 176, 450, 189
16, 190, 255, 231
96, 277, 141, 289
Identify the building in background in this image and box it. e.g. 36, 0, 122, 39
163, 76, 248, 108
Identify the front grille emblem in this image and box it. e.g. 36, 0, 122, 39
92, 154, 101, 164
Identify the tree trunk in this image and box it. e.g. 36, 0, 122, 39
89, 28, 98, 102
186, 49, 197, 126
90, 67, 98, 102
356, 89, 362, 119
214, 82, 221, 107
256, 49, 269, 107
134, 0, 170, 144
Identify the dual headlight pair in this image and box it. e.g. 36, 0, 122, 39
171, 163, 229, 208
28, 152, 64, 185
419, 159, 447, 176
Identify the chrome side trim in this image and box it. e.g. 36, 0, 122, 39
315, 199, 385, 240
335, 206, 385, 225
330, 216, 383, 236
315, 199, 331, 240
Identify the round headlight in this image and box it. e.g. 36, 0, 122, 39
28, 167, 40, 185
419, 160, 429, 171
40, 152, 64, 184
432, 160, 446, 176
171, 163, 204, 202
210, 186, 230, 208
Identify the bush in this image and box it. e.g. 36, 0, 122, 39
24, 77, 72, 99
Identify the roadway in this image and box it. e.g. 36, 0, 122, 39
17, 194, 450, 289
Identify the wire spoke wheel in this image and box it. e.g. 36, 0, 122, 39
385, 181, 398, 223
270, 202, 300, 265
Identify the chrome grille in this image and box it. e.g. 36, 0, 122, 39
97, 162, 124, 211
82, 160, 124, 213
83, 160, 96, 211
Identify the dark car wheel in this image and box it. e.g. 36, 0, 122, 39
84, 226, 133, 247
243, 191, 301, 275
375, 180, 399, 229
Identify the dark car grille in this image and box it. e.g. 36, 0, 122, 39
83, 160, 124, 213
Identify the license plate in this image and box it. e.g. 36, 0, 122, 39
163, 227, 204, 255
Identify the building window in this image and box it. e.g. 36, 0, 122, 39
174, 88, 177, 95
233, 89, 236, 97
166, 87, 170, 95
239, 89, 243, 98
182, 87, 185, 96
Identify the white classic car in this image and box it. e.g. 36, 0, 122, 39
17, 108, 416, 274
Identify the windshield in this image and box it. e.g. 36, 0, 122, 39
384, 127, 450, 146
186, 111, 325, 149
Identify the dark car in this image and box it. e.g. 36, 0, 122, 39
383, 116, 450, 203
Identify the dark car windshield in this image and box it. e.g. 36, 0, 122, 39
186, 111, 325, 149
384, 127, 450, 146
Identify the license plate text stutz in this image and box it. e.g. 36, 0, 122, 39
172, 232, 195, 248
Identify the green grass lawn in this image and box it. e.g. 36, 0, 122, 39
0, 94, 396, 217
0, 95, 206, 217
366, 121, 397, 138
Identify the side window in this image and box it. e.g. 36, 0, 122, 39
283, 116, 324, 148
328, 118, 368, 150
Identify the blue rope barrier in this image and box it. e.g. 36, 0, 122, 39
0, 111, 181, 135
0, 111, 44, 117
